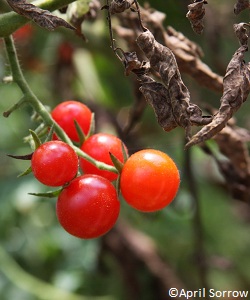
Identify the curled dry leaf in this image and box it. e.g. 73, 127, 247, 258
139, 80, 178, 132
6, 0, 76, 32
233, 22, 250, 46
119, 50, 145, 76
234, 0, 250, 15
109, 0, 134, 15
136, 29, 212, 139
186, 0, 208, 35
186, 25, 250, 148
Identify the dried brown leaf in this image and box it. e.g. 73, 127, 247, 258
114, 5, 223, 92
7, 0, 76, 31
186, 41, 250, 148
119, 51, 145, 76
136, 30, 191, 130
186, 0, 208, 35
233, 22, 250, 46
109, 0, 133, 15
136, 30, 212, 138
139, 80, 178, 132
234, 0, 250, 15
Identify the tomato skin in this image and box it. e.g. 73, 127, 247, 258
31, 141, 78, 187
13, 24, 33, 41
120, 149, 180, 212
80, 133, 128, 181
51, 101, 92, 142
56, 175, 120, 239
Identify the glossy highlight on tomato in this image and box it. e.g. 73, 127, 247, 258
120, 149, 180, 212
56, 174, 120, 239
51, 100, 92, 142
80, 133, 128, 181
31, 141, 78, 187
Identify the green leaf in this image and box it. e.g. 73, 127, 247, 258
109, 152, 124, 173
86, 113, 95, 139
18, 165, 32, 177
28, 189, 62, 198
121, 141, 128, 162
29, 129, 42, 149
74, 119, 86, 146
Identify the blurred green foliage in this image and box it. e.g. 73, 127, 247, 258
1, 0, 250, 299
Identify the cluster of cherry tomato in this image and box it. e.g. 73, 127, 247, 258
30, 101, 180, 239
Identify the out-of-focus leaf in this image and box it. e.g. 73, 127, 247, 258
28, 189, 62, 198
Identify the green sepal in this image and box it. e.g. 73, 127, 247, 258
74, 119, 86, 146
28, 189, 62, 198
109, 152, 124, 173
18, 165, 32, 177
85, 113, 95, 139
29, 129, 42, 149
121, 141, 128, 162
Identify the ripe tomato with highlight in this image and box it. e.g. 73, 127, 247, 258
51, 100, 92, 142
56, 174, 120, 239
31, 141, 78, 187
120, 149, 180, 212
80, 133, 128, 181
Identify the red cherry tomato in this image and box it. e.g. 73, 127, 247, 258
13, 24, 33, 41
51, 101, 92, 142
56, 174, 120, 239
80, 133, 128, 181
31, 141, 78, 187
120, 149, 180, 212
